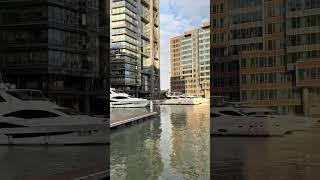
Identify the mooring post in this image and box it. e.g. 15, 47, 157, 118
150, 100, 153, 112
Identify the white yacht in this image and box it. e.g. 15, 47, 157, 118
110, 88, 150, 108
195, 97, 209, 104
0, 83, 108, 145
161, 92, 201, 105
211, 107, 286, 136
211, 101, 320, 136
236, 106, 318, 133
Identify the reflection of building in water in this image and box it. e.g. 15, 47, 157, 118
0, 0, 109, 114
110, 114, 163, 179
213, 133, 320, 180
211, 0, 320, 115
169, 105, 210, 178
211, 138, 247, 180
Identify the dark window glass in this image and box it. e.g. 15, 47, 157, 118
211, 113, 221, 117
247, 112, 257, 115
3, 110, 60, 119
55, 108, 84, 115
113, 96, 129, 99
7, 90, 47, 101
0, 95, 5, 102
0, 122, 26, 128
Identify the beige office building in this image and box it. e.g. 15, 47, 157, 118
170, 23, 210, 98
211, 0, 320, 115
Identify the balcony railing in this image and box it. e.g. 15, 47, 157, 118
142, 9, 150, 22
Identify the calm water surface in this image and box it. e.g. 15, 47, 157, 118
111, 104, 210, 180
212, 124, 320, 180
0, 146, 108, 180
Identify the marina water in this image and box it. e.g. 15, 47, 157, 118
111, 103, 210, 179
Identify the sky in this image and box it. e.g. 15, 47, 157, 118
159, 0, 210, 90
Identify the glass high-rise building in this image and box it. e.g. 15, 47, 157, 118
110, 0, 160, 99
170, 23, 210, 98
211, 0, 320, 115
0, 0, 109, 114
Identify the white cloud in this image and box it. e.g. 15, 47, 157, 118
159, 0, 210, 90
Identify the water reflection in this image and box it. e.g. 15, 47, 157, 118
0, 146, 108, 180
111, 103, 210, 180
212, 124, 320, 180
111, 114, 163, 179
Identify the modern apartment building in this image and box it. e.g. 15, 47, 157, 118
110, 0, 160, 99
170, 35, 185, 93
0, 0, 109, 114
210, 1, 240, 102
211, 56, 240, 101
170, 23, 210, 98
199, 23, 211, 98
211, 0, 320, 115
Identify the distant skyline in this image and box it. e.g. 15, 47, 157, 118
160, 0, 210, 90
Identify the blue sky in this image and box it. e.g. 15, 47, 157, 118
159, 0, 210, 90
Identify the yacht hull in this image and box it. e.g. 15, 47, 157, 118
0, 125, 109, 145
211, 117, 287, 136
161, 99, 201, 105
111, 100, 150, 108
197, 98, 209, 103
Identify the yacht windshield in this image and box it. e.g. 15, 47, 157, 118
264, 112, 280, 115
113, 89, 125, 93
3, 110, 60, 119
219, 110, 244, 116
241, 111, 280, 116
0, 95, 5, 102
56, 108, 84, 115
113, 96, 129, 99
7, 90, 47, 101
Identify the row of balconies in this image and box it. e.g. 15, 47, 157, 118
112, 1, 137, 13
142, 28, 151, 38
141, 8, 150, 22
140, 0, 159, 8
112, 22, 138, 32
